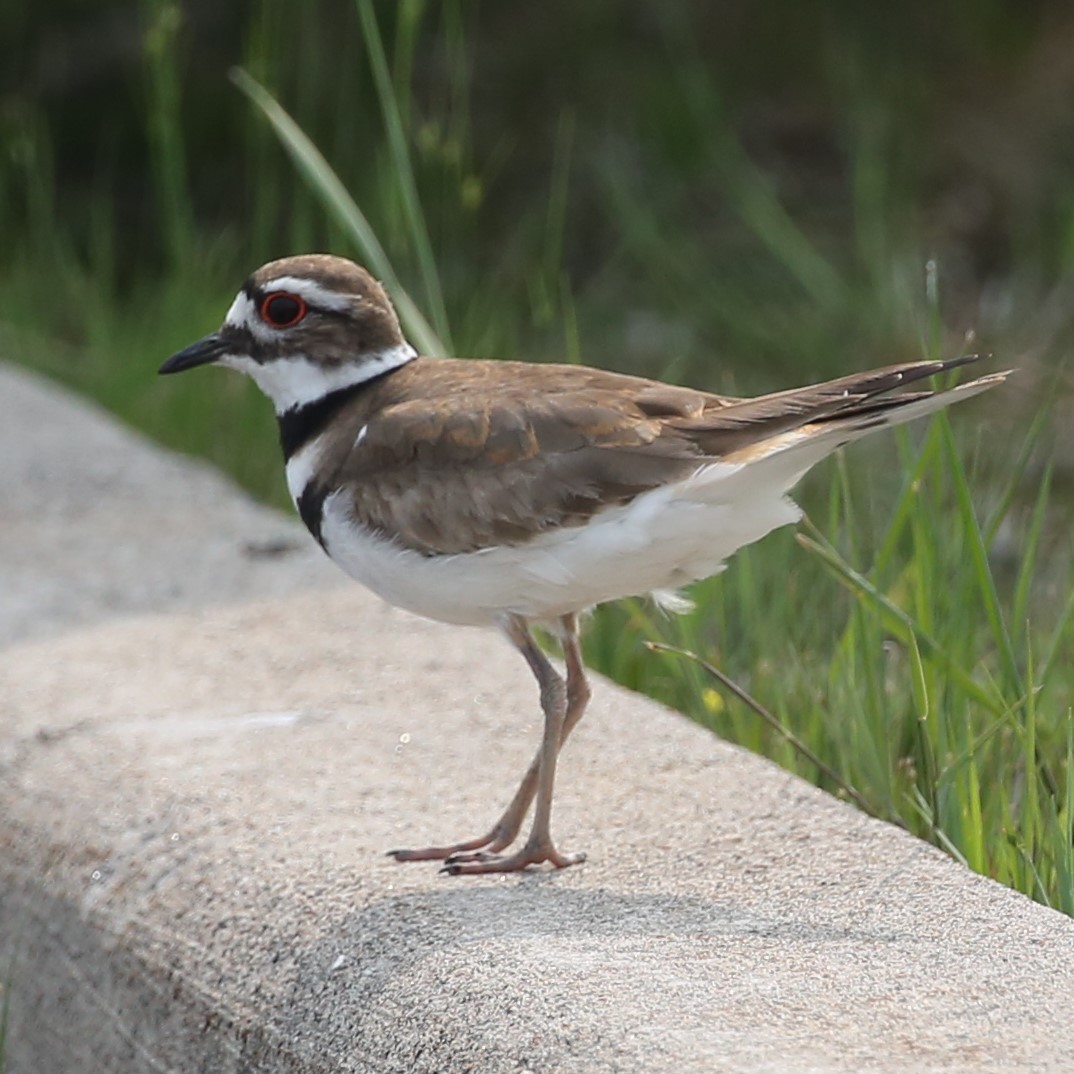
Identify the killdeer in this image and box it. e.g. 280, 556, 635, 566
160, 253, 1006, 875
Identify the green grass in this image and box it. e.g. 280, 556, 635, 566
3, 3, 1074, 914
608, 421, 1074, 913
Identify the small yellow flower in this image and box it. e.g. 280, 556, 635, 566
702, 687, 724, 714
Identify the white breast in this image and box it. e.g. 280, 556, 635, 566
314, 463, 802, 628
285, 437, 326, 505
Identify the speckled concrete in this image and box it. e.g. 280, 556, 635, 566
2, 363, 1074, 1074
0, 363, 337, 648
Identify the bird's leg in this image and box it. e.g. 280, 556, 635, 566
441, 613, 592, 863
559, 613, 593, 746
442, 615, 587, 875
388, 614, 590, 869
419, 616, 588, 865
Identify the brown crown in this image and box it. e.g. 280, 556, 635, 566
239, 254, 407, 365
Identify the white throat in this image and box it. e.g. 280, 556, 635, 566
219, 343, 417, 414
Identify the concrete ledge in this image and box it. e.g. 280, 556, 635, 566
0, 364, 337, 648
3, 363, 1074, 1073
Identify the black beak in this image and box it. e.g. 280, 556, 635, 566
158, 333, 230, 375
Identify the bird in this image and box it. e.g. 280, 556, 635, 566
159, 253, 1006, 875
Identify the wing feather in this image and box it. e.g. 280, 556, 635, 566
320, 354, 997, 556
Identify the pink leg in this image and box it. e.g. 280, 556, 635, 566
388, 614, 591, 874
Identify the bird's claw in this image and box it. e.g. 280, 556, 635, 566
439, 846, 586, 876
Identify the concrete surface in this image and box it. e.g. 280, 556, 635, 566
2, 361, 1074, 1073
0, 363, 337, 648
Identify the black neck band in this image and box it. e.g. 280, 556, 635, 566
276, 366, 398, 460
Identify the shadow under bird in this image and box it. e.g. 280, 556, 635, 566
160, 253, 1007, 875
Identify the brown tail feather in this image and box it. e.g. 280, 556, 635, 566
674, 354, 994, 457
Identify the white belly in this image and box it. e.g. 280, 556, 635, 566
315, 466, 801, 627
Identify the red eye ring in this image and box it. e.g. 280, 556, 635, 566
259, 292, 308, 328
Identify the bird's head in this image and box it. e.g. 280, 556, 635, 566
159, 254, 415, 413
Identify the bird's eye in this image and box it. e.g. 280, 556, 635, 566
259, 292, 308, 328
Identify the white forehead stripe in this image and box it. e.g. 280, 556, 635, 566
261, 275, 355, 312
223, 290, 277, 344
224, 290, 257, 328
222, 276, 356, 340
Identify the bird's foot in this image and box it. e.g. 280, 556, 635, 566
439, 841, 586, 876
386, 827, 512, 864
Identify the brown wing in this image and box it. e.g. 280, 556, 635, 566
337, 392, 707, 554
324, 354, 983, 556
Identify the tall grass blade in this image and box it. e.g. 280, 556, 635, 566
1038, 586, 1074, 695
354, 0, 454, 350
1060, 720, 1074, 915
1010, 462, 1053, 639
983, 403, 1047, 548
797, 528, 1003, 714
677, 65, 845, 308
141, 0, 194, 267
230, 67, 446, 357
939, 419, 1020, 693
646, 641, 890, 823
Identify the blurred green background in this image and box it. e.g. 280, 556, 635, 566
4, 0, 1074, 909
